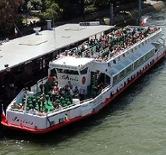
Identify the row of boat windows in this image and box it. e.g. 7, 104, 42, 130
111, 40, 153, 65
113, 48, 155, 85
57, 69, 79, 75
55, 67, 88, 75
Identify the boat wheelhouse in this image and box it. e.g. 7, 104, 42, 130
1, 25, 166, 134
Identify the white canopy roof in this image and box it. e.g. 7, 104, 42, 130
50, 56, 94, 70
0, 24, 112, 72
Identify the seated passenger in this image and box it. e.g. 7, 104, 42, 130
79, 88, 85, 100
29, 108, 37, 115
68, 81, 72, 89
52, 83, 59, 95
59, 87, 65, 96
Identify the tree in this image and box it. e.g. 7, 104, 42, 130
27, 0, 42, 10
40, 0, 61, 20
0, 0, 23, 38
20, 0, 61, 22
61, 0, 84, 19
94, 0, 109, 8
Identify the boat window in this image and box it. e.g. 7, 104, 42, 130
125, 64, 133, 75
113, 59, 116, 64
80, 67, 88, 74
108, 62, 111, 67
113, 74, 119, 85
144, 49, 154, 61
119, 69, 125, 80
57, 69, 79, 75
57, 68, 63, 73
134, 56, 144, 69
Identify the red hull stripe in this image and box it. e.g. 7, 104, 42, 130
1, 52, 166, 134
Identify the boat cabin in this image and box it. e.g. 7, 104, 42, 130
49, 56, 94, 95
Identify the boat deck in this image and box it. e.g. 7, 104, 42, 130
59, 26, 160, 62
11, 92, 76, 116
7, 26, 160, 116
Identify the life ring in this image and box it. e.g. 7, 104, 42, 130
82, 76, 86, 85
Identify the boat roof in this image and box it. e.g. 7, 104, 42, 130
50, 56, 94, 70
0, 24, 112, 72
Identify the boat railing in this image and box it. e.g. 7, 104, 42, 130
80, 98, 93, 104
59, 26, 161, 64
15, 88, 25, 104
106, 27, 161, 63
8, 88, 25, 112
30, 77, 48, 94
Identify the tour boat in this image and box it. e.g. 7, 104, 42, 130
1, 24, 166, 134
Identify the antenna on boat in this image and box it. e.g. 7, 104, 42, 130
1, 104, 6, 118
110, 3, 114, 25
0, 104, 2, 123
23, 90, 28, 113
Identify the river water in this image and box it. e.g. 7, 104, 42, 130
1, 10, 166, 155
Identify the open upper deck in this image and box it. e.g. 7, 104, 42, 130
59, 26, 161, 63
0, 24, 112, 72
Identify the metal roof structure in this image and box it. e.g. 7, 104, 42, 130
0, 24, 112, 72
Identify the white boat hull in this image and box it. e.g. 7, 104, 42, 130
1, 48, 166, 134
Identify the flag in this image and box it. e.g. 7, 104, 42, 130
1, 104, 6, 122
14, 27, 18, 35
140, 16, 149, 27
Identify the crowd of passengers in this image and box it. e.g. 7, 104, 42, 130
44, 75, 81, 101
37, 76, 82, 110
12, 76, 83, 114
59, 26, 159, 61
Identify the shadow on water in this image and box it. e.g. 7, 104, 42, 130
0, 59, 166, 145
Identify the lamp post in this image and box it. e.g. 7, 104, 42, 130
138, 0, 142, 25
110, 3, 114, 26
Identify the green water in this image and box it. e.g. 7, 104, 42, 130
1, 10, 166, 155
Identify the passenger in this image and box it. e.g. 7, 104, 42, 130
73, 86, 79, 98
37, 97, 41, 112
52, 83, 59, 95
39, 83, 44, 93
68, 81, 72, 89
68, 87, 73, 97
40, 94, 45, 111
32, 99, 36, 109
29, 108, 37, 115
53, 101, 59, 109
79, 88, 85, 100
59, 87, 65, 96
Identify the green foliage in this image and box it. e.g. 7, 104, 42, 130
94, 0, 110, 8
39, 0, 61, 20
27, 0, 42, 10
24, 0, 61, 20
